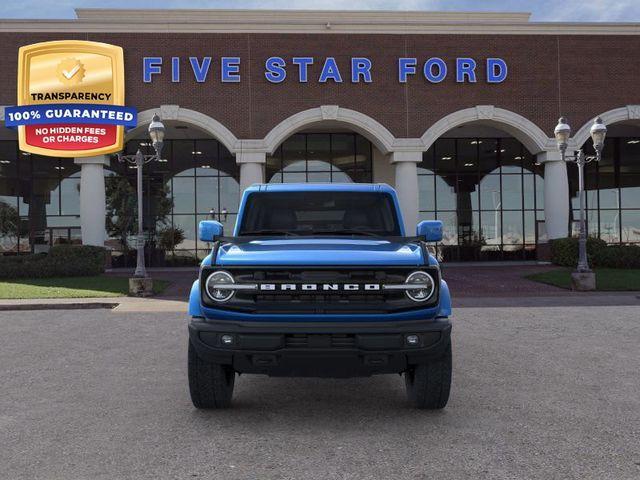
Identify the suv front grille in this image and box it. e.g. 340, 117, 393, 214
201, 266, 439, 314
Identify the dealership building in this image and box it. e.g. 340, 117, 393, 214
0, 9, 639, 264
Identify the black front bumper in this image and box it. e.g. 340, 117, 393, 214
189, 318, 452, 378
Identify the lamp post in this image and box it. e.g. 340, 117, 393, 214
117, 114, 165, 292
553, 116, 607, 289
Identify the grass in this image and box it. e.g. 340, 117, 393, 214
0, 275, 170, 299
526, 268, 640, 291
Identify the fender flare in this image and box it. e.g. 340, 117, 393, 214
437, 279, 452, 318
188, 279, 204, 317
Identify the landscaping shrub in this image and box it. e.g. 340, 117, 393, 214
593, 244, 640, 268
0, 245, 106, 279
550, 237, 640, 268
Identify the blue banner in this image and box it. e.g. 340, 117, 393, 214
4, 104, 137, 128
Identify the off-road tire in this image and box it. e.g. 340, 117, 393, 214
188, 340, 235, 409
404, 343, 452, 409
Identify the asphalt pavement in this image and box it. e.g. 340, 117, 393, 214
1, 306, 639, 480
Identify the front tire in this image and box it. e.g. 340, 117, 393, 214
188, 340, 235, 409
404, 343, 452, 409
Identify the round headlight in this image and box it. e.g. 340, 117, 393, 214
405, 271, 435, 302
205, 271, 235, 302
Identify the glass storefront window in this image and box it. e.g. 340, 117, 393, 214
266, 132, 372, 184
195, 177, 219, 214
307, 134, 331, 171
420, 136, 544, 260
599, 210, 620, 243
60, 176, 80, 216
172, 177, 195, 214
173, 140, 196, 177
435, 176, 456, 211
621, 210, 640, 243
501, 175, 523, 210
621, 174, 640, 209
4, 132, 639, 262
434, 139, 456, 176
282, 134, 306, 173
479, 175, 501, 211
569, 137, 640, 245
103, 138, 241, 266
500, 138, 523, 173
418, 174, 435, 211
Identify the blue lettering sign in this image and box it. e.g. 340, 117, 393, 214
143, 57, 162, 83
292, 57, 314, 82
265, 56, 287, 83
456, 58, 477, 83
190, 57, 211, 83
319, 57, 342, 83
487, 58, 508, 83
141, 55, 508, 85
398, 58, 417, 83
171, 57, 180, 83
424, 58, 447, 83
221, 57, 241, 83
351, 57, 372, 83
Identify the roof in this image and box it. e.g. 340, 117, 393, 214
0, 9, 639, 35
246, 183, 397, 194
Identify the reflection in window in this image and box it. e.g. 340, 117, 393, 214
112, 138, 241, 266
267, 133, 372, 184
0, 144, 84, 253
569, 137, 640, 245
419, 138, 543, 261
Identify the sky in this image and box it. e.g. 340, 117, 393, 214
0, 0, 639, 22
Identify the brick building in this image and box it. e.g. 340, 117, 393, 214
0, 9, 639, 264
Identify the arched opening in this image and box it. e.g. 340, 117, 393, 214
263, 106, 395, 188
109, 120, 240, 267
570, 120, 640, 245
418, 123, 545, 261
266, 127, 375, 185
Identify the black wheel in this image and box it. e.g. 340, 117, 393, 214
188, 340, 235, 409
404, 343, 452, 409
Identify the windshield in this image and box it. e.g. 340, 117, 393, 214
238, 191, 402, 237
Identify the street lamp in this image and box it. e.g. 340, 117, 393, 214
553, 116, 607, 284
117, 114, 165, 283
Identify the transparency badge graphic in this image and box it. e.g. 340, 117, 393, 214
5, 40, 136, 157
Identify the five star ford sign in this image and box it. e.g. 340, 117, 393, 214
4, 40, 137, 158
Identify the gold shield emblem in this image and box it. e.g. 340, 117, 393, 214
16, 40, 125, 157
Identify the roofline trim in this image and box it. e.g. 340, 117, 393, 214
1, 8, 640, 35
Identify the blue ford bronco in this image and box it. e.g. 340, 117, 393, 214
188, 183, 452, 409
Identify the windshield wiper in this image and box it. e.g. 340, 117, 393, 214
313, 229, 383, 237
239, 229, 300, 236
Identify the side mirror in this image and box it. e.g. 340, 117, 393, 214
416, 220, 443, 242
199, 220, 224, 242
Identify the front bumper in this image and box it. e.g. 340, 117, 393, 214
189, 318, 451, 378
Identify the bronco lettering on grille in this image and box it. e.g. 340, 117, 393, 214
258, 283, 381, 292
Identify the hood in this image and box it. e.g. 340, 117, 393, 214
216, 238, 424, 266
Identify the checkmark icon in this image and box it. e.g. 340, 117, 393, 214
57, 59, 85, 85
62, 64, 80, 79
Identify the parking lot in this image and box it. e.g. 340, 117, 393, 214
1, 305, 639, 480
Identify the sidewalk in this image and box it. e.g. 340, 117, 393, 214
0, 296, 188, 313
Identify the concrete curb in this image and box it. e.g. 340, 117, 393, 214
0, 302, 119, 312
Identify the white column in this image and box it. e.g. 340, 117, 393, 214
237, 151, 266, 192
538, 151, 569, 239
391, 151, 421, 235
74, 155, 109, 246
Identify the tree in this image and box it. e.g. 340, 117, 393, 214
0, 201, 21, 251
157, 226, 185, 252
105, 176, 173, 252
